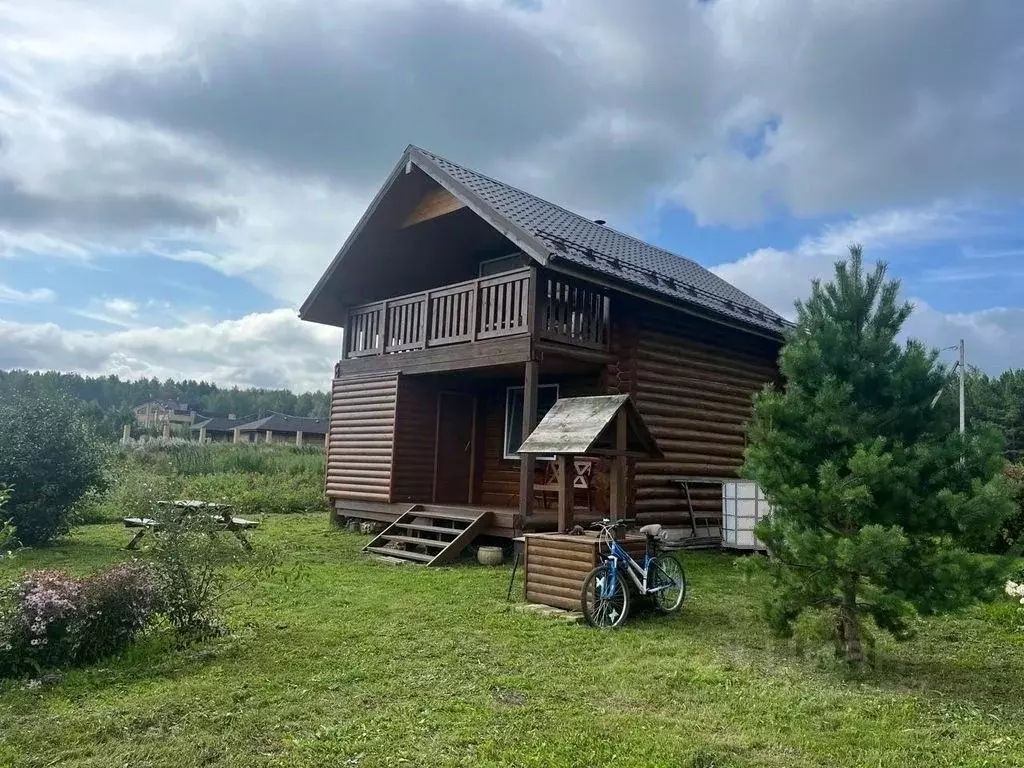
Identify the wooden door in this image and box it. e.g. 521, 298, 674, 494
433, 393, 476, 504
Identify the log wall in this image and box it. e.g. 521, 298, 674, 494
477, 376, 604, 510
327, 373, 399, 503
627, 302, 780, 522
523, 533, 647, 611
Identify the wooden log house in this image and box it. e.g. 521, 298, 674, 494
299, 145, 786, 551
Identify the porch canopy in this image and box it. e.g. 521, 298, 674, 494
517, 395, 662, 532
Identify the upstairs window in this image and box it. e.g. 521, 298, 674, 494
479, 252, 527, 277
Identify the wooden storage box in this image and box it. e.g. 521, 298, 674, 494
523, 532, 647, 611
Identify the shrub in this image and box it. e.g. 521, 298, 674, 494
147, 509, 268, 639
0, 392, 105, 545
0, 485, 17, 560
997, 464, 1024, 553
76, 563, 156, 663
0, 563, 155, 677
76, 459, 170, 525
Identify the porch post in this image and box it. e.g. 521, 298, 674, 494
518, 359, 539, 525
609, 410, 627, 521
198, 425, 207, 443
295, 430, 304, 447
557, 453, 574, 533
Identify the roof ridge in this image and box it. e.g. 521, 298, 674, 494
415, 146, 730, 285
414, 146, 784, 325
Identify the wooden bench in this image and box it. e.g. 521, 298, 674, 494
123, 500, 259, 551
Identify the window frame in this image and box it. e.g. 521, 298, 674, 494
503, 383, 560, 460
478, 252, 526, 278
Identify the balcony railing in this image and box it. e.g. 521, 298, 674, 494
343, 268, 609, 358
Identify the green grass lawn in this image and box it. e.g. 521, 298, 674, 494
2, 515, 1023, 767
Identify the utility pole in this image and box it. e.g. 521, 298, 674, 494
958, 338, 966, 435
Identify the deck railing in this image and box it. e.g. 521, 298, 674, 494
343, 268, 609, 358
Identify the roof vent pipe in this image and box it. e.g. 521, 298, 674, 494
594, 219, 606, 225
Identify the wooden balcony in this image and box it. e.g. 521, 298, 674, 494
342, 268, 610, 361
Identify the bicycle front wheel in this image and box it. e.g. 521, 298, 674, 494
650, 555, 686, 613
580, 564, 630, 628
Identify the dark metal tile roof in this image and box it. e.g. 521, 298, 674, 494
415, 147, 788, 335
191, 416, 249, 433
234, 413, 329, 435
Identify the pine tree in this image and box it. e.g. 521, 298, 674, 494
744, 245, 1014, 667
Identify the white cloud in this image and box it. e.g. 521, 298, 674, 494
0, 0, 1020, 302
713, 204, 972, 319
712, 206, 1022, 374
0, 282, 55, 304
104, 297, 139, 316
0, 309, 340, 392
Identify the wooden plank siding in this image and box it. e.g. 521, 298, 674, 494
326, 373, 399, 503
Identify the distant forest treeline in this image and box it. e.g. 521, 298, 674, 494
0, 370, 330, 439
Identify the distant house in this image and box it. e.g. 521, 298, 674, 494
234, 413, 328, 446
191, 415, 248, 443
134, 401, 197, 427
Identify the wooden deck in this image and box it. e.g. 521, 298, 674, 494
332, 499, 608, 539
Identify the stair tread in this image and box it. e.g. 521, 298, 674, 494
365, 546, 434, 563
398, 523, 464, 535
379, 534, 449, 548
414, 508, 481, 521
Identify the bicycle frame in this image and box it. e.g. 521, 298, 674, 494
599, 536, 673, 598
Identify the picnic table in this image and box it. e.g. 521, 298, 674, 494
123, 500, 259, 551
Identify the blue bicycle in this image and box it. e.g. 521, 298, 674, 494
580, 519, 687, 628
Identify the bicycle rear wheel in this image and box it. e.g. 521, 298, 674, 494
650, 555, 686, 613
580, 564, 630, 628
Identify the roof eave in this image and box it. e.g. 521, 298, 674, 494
543, 256, 788, 342
299, 147, 419, 323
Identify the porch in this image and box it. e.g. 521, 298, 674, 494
330, 500, 607, 540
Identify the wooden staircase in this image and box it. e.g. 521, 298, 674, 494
363, 505, 492, 566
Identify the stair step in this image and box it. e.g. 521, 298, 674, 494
379, 534, 449, 548
416, 507, 480, 521
399, 523, 464, 535
365, 546, 434, 563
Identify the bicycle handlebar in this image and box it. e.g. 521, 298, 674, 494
589, 518, 638, 530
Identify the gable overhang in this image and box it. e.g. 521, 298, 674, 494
299, 146, 553, 326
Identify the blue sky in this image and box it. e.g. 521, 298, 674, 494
1, 0, 1022, 391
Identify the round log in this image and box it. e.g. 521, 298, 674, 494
527, 563, 593, 580
527, 573, 586, 591
525, 591, 578, 611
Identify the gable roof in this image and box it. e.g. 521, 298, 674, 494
301, 145, 788, 337
234, 413, 329, 435
517, 395, 662, 459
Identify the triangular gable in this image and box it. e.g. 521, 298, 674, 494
299, 146, 552, 325
517, 395, 662, 459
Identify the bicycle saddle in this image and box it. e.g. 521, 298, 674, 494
639, 523, 663, 538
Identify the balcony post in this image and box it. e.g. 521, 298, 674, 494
518, 358, 539, 525
377, 301, 388, 354
419, 292, 430, 349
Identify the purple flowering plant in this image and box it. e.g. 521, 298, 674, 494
1, 562, 156, 677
